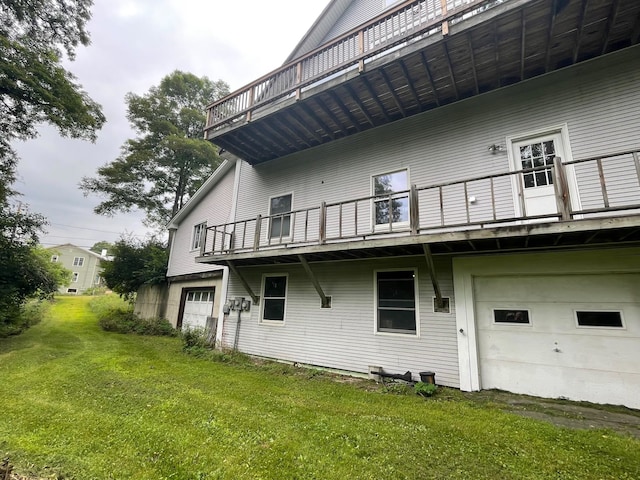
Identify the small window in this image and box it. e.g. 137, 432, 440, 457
51, 255, 59, 263
576, 311, 623, 328
192, 222, 206, 251
262, 275, 287, 322
376, 270, 417, 334
269, 194, 292, 239
67, 288, 77, 293
73, 257, 84, 267
494, 309, 530, 324
72, 272, 79, 283
373, 170, 409, 226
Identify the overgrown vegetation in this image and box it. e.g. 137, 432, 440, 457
414, 381, 438, 397
1, 297, 639, 480
90, 295, 175, 337
0, 299, 50, 338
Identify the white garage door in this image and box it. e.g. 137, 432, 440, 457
475, 273, 640, 408
182, 290, 215, 330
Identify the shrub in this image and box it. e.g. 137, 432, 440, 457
0, 299, 50, 337
414, 381, 438, 397
92, 296, 175, 337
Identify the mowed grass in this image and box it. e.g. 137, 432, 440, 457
1, 297, 639, 479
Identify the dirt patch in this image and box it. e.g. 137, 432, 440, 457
464, 389, 640, 439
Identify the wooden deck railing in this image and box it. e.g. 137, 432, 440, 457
200, 150, 640, 257
205, 0, 503, 133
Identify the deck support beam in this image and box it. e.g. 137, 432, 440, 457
227, 261, 260, 305
298, 255, 331, 308
422, 244, 444, 308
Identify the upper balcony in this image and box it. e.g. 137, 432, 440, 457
196, 149, 640, 267
204, 0, 640, 165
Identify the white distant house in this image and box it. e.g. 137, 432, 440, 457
161, 0, 640, 409
47, 244, 109, 294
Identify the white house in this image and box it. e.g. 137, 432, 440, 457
166, 0, 640, 408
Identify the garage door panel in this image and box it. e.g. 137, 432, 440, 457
182, 290, 215, 330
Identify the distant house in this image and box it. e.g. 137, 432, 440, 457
163, 0, 640, 408
47, 244, 109, 294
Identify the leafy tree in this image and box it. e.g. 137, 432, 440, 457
80, 71, 230, 227
90, 240, 114, 255
101, 238, 168, 299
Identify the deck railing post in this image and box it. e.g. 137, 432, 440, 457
253, 215, 262, 251
319, 202, 327, 244
410, 184, 420, 235
200, 228, 208, 256
552, 156, 572, 221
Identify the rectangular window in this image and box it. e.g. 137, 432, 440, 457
73, 257, 84, 267
192, 222, 206, 250
494, 309, 530, 324
376, 270, 417, 334
576, 311, 623, 328
72, 272, 79, 283
269, 194, 292, 239
519, 141, 555, 188
373, 170, 409, 226
51, 255, 59, 263
262, 275, 287, 322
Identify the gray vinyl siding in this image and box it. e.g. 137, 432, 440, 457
234, 46, 640, 227
321, 0, 385, 44
167, 167, 235, 277
223, 256, 459, 386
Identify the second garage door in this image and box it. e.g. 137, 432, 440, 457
181, 290, 215, 330
474, 273, 640, 408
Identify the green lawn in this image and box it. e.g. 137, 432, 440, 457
1, 297, 639, 479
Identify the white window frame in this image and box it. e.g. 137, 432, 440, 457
371, 169, 410, 231
51, 255, 59, 263
73, 257, 84, 267
260, 273, 288, 325
574, 309, 625, 330
492, 307, 533, 326
71, 272, 79, 283
191, 222, 207, 251
267, 192, 293, 241
373, 268, 420, 336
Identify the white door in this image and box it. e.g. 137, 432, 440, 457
512, 133, 564, 218
474, 273, 640, 408
182, 290, 215, 330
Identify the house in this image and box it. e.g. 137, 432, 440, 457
47, 244, 109, 294
166, 0, 640, 408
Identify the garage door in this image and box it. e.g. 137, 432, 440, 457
474, 273, 640, 407
182, 290, 215, 330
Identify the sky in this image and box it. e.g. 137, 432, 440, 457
13, 0, 329, 251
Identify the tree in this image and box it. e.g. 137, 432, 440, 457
0, 0, 105, 172
80, 71, 230, 227
90, 240, 114, 255
101, 238, 168, 299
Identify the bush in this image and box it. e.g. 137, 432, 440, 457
0, 299, 50, 337
91, 296, 175, 337
414, 381, 438, 397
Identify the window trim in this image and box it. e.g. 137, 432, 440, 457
374, 268, 420, 337
71, 272, 79, 283
51, 255, 59, 263
260, 273, 288, 325
492, 307, 532, 326
371, 168, 410, 231
574, 310, 625, 330
191, 221, 207, 252
267, 192, 294, 241
72, 257, 85, 267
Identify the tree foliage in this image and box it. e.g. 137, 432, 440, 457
90, 240, 114, 255
101, 238, 168, 299
80, 71, 229, 227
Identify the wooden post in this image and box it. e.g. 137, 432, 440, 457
247, 86, 254, 122
440, 0, 449, 36
227, 261, 260, 305
296, 62, 303, 100
200, 227, 208, 256
552, 156, 572, 220
358, 31, 365, 73
633, 151, 640, 187
596, 157, 609, 209
319, 202, 327, 244
253, 214, 262, 251
298, 255, 331, 308
423, 244, 444, 309
410, 184, 420, 235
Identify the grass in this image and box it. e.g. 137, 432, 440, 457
0, 297, 639, 479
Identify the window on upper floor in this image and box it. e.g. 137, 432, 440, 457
372, 169, 409, 227
261, 274, 288, 323
73, 257, 84, 267
375, 269, 418, 335
72, 272, 79, 283
269, 194, 292, 239
192, 222, 206, 251
51, 255, 59, 263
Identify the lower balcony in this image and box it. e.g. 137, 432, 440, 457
197, 149, 640, 266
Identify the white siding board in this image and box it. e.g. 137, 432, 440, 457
167, 167, 235, 277
222, 256, 460, 386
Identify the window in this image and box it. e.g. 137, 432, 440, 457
269, 194, 292, 239
519, 141, 555, 188
67, 288, 77, 294
72, 272, 79, 283
261, 275, 287, 322
373, 170, 409, 226
192, 222, 206, 251
576, 311, 623, 328
494, 309, 531, 324
51, 255, 59, 263
73, 257, 84, 267
376, 270, 417, 334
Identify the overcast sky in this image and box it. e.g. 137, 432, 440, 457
13, 0, 328, 251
